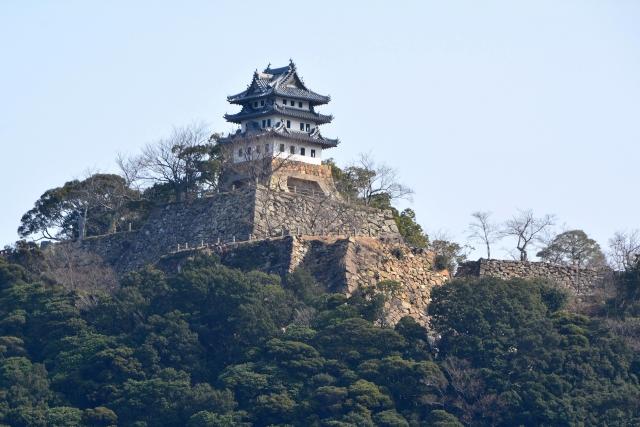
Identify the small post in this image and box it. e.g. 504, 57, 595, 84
201, 240, 204, 247
249, 233, 252, 240
281, 229, 285, 237
232, 235, 236, 243
217, 236, 221, 245
296, 226, 300, 236
177, 243, 180, 251
185, 242, 189, 249
128, 222, 132, 232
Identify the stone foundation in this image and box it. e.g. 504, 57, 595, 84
79, 185, 401, 274
455, 259, 609, 295
157, 236, 448, 326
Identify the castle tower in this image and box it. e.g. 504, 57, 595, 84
219, 60, 339, 195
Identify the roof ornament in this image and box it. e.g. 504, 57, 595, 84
288, 58, 296, 70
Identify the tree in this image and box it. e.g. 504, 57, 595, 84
121, 123, 222, 202
468, 211, 499, 259
608, 230, 640, 271
341, 153, 413, 206
501, 210, 555, 261
18, 174, 139, 241
393, 208, 428, 248
536, 229, 606, 268
430, 234, 470, 274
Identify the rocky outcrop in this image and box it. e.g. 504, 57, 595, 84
456, 259, 608, 295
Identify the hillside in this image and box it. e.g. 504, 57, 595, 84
0, 247, 639, 426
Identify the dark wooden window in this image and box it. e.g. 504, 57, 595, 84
305, 123, 310, 132
300, 147, 306, 156
267, 119, 271, 127
310, 149, 316, 158
279, 144, 285, 152
290, 100, 295, 106
299, 122, 304, 131
298, 101, 303, 108
262, 120, 266, 128
290, 145, 295, 154
286, 120, 291, 128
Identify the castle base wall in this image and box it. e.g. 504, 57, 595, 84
455, 259, 609, 295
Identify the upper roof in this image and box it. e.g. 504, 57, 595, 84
227, 60, 331, 106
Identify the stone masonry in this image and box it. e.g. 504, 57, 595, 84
455, 259, 608, 295
79, 184, 401, 274
156, 236, 449, 327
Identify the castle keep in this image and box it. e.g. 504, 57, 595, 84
219, 61, 340, 195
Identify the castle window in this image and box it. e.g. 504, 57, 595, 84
262, 120, 266, 128
282, 99, 287, 104
290, 100, 295, 106
260, 100, 265, 106
305, 123, 310, 132
253, 102, 258, 108
286, 120, 291, 128
246, 147, 251, 155
279, 144, 285, 152
267, 119, 271, 127
238, 149, 242, 157
265, 143, 270, 152
290, 145, 295, 154
300, 147, 306, 156
299, 122, 304, 131
311, 149, 316, 158
298, 101, 303, 108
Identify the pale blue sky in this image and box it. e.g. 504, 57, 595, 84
1, 1, 639, 259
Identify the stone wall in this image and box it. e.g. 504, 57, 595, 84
153, 236, 448, 327
80, 185, 401, 274
455, 259, 607, 295
289, 236, 448, 326
252, 186, 400, 240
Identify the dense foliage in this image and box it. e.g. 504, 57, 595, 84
0, 252, 638, 426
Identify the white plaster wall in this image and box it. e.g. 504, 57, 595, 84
231, 137, 323, 165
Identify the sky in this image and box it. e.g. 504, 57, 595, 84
1, 1, 639, 260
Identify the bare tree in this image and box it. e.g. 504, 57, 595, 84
608, 230, 640, 271
120, 122, 217, 202
501, 210, 555, 261
468, 211, 499, 259
345, 153, 413, 206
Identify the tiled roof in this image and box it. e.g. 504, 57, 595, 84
224, 103, 333, 124
227, 61, 330, 105
218, 122, 339, 149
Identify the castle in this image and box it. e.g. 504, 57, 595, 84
68, 61, 605, 324
75, 62, 447, 326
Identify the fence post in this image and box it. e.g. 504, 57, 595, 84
185, 242, 189, 249
201, 240, 204, 247
128, 222, 132, 232
217, 236, 221, 245
177, 244, 180, 251
232, 235, 236, 243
